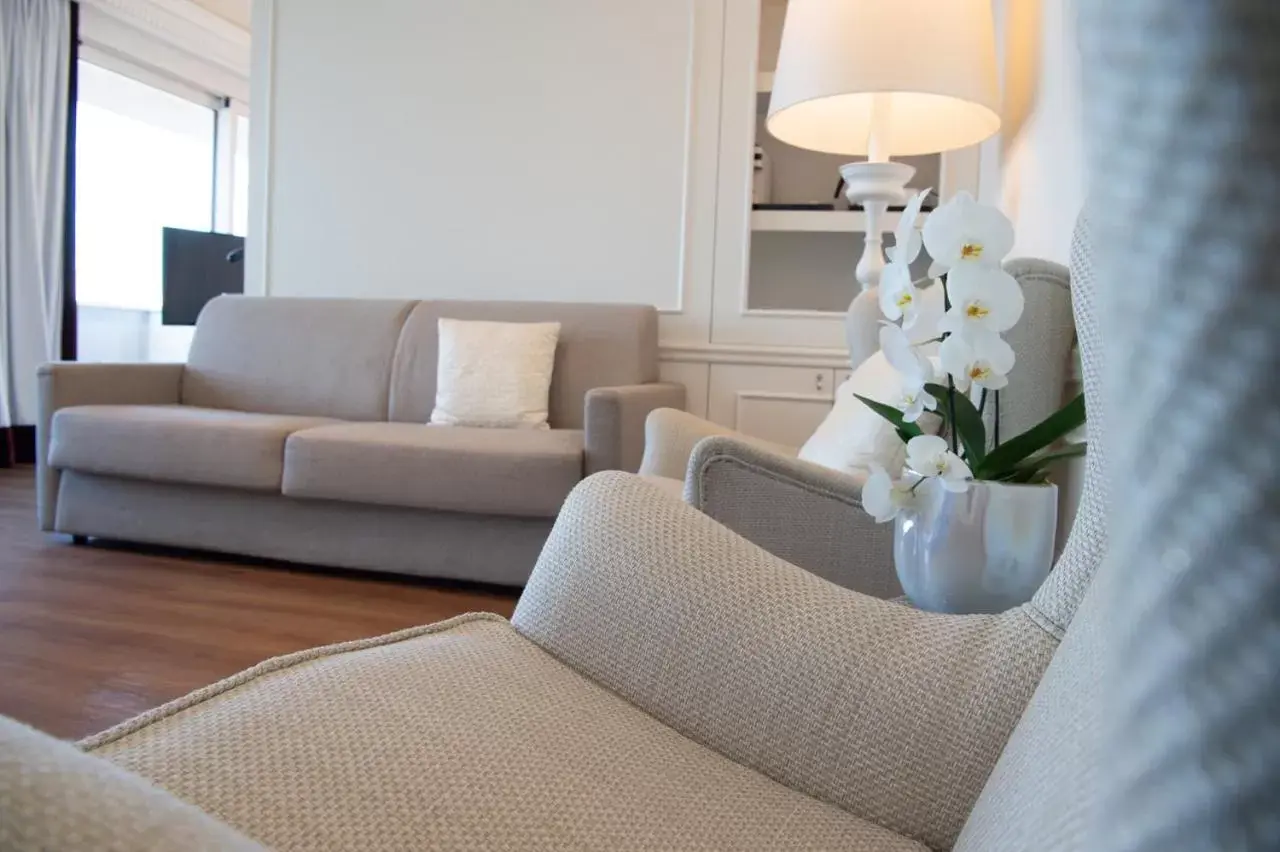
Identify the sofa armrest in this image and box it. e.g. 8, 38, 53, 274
686, 436, 900, 597
512, 472, 1058, 850
37, 362, 185, 530
583, 382, 685, 475
636, 407, 794, 481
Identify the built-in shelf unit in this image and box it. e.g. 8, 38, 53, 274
676, 0, 983, 447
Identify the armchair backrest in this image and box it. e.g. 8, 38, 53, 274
962, 1, 1280, 845
992, 258, 1075, 445
846, 257, 1075, 448
955, 212, 1107, 849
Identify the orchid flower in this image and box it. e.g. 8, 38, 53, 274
940, 331, 1016, 393
879, 322, 937, 422
936, 264, 1025, 339
886, 187, 932, 266
878, 262, 922, 330
922, 191, 1014, 274
905, 435, 972, 492
862, 463, 923, 523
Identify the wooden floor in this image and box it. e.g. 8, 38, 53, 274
0, 467, 518, 740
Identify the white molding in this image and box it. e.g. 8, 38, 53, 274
659, 340, 849, 369
212, 106, 235, 232
750, 209, 914, 233
735, 390, 830, 424
79, 0, 249, 103
741, 307, 844, 319
735, 389, 831, 403
658, 0, 725, 341
77, 41, 223, 106
81, 0, 250, 76
244, 0, 275, 296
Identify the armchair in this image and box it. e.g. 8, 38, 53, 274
639, 257, 1077, 595
3, 226, 1105, 847
5, 6, 1276, 848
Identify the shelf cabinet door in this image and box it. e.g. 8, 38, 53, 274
708, 0, 983, 351
708, 364, 835, 448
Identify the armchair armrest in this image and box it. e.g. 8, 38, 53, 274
583, 382, 685, 474
636, 407, 793, 481
512, 472, 1058, 850
37, 362, 185, 530
686, 435, 901, 597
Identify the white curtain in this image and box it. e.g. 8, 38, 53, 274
0, 0, 70, 429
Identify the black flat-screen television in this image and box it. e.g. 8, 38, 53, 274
161, 227, 245, 326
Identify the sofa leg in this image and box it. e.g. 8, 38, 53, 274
70, 534, 89, 546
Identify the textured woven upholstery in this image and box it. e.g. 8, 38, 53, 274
388, 300, 659, 429
282, 422, 584, 517
684, 437, 900, 596
15, 3, 1278, 847
952, 214, 1107, 847
49, 405, 335, 492
966, 3, 1280, 849
515, 474, 1059, 851
640, 259, 1077, 595
1087, 4, 1280, 845
41, 213, 1102, 852
0, 715, 264, 851
1026, 219, 1106, 636
82, 615, 925, 852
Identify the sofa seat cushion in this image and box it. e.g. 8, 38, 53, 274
82, 615, 925, 852
282, 422, 584, 518
48, 405, 338, 492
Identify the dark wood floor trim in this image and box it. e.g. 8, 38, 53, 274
0, 426, 34, 468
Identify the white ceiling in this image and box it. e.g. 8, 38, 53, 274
192, 0, 251, 32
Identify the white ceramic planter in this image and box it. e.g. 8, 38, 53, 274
893, 479, 1058, 614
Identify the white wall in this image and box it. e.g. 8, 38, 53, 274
250, 0, 722, 343
983, 0, 1085, 263
77, 308, 194, 363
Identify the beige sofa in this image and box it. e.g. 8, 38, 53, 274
37, 296, 683, 585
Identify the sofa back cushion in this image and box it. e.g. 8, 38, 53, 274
183, 296, 416, 421
389, 301, 658, 429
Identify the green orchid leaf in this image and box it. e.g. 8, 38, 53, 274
996, 444, 1088, 483
853, 394, 924, 440
924, 382, 986, 465
1020, 442, 1088, 469
975, 393, 1086, 479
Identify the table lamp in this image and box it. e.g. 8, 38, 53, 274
766, 0, 1001, 357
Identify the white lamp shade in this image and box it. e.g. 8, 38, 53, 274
766, 0, 1001, 157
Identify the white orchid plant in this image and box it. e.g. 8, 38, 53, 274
860, 190, 1086, 524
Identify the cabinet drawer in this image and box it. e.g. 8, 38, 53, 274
708, 365, 835, 449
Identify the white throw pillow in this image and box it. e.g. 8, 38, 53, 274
430, 319, 561, 429
798, 351, 937, 476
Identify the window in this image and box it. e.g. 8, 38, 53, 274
73, 60, 249, 362
75, 62, 216, 312
231, 114, 250, 237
